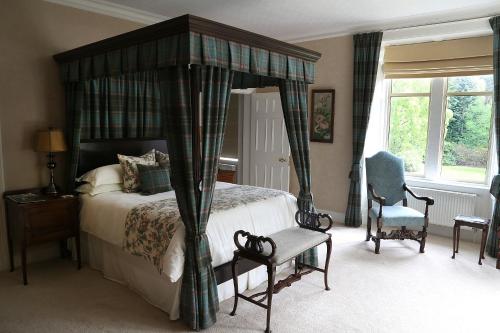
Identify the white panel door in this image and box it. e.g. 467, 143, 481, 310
249, 93, 290, 191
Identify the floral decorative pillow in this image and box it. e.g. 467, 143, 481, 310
155, 150, 170, 168
117, 150, 156, 192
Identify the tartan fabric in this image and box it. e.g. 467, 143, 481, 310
65, 70, 163, 191
487, 17, 500, 257
65, 82, 84, 192
278, 79, 317, 266
345, 32, 383, 228
159, 65, 234, 330
59, 32, 315, 84
79, 71, 162, 140
137, 164, 173, 195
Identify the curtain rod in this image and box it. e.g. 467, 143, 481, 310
383, 15, 495, 34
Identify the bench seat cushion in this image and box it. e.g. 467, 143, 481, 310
263, 228, 330, 265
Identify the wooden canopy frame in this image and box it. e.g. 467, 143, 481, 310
53, 14, 320, 64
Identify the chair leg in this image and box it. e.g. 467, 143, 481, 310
265, 264, 276, 333
375, 227, 382, 254
324, 238, 332, 291
230, 254, 240, 316
419, 227, 427, 253
366, 216, 372, 241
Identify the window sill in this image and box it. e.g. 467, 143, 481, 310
405, 176, 490, 194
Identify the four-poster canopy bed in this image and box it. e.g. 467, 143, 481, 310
53, 14, 321, 330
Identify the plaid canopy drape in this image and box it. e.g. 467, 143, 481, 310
159, 65, 234, 329
65, 71, 163, 191
279, 79, 317, 266
345, 32, 383, 227
487, 16, 500, 257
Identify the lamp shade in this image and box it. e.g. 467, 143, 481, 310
35, 128, 67, 153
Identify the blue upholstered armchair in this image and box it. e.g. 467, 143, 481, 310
365, 151, 434, 254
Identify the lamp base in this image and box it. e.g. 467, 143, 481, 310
43, 183, 59, 196
45, 152, 59, 196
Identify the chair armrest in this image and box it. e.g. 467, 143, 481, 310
403, 184, 434, 205
233, 230, 276, 259
295, 210, 333, 233
368, 184, 386, 206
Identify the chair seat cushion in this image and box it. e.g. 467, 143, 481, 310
262, 228, 330, 265
369, 206, 425, 227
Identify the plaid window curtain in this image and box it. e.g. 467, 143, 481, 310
160, 65, 234, 330
65, 71, 163, 191
279, 79, 317, 266
487, 16, 500, 256
345, 32, 383, 227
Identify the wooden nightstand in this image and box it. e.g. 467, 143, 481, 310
3, 189, 81, 285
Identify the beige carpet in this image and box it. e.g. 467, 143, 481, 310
1, 226, 499, 333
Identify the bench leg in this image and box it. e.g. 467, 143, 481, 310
265, 264, 276, 333
230, 254, 240, 316
479, 226, 488, 265
451, 225, 457, 259
324, 238, 332, 291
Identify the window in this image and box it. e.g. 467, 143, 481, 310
387, 75, 494, 184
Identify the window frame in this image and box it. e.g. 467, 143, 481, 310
385, 76, 495, 187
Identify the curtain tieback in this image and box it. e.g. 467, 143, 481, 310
298, 191, 313, 202
186, 233, 213, 267
349, 163, 362, 181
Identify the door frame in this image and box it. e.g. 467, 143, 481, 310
239, 94, 251, 185
0, 118, 8, 271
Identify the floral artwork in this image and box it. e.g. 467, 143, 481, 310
310, 89, 335, 143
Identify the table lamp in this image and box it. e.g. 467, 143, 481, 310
35, 127, 67, 195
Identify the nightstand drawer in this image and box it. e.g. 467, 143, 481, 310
23, 201, 77, 241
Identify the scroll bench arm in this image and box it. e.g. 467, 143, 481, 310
368, 184, 386, 218
233, 230, 277, 260
295, 210, 333, 233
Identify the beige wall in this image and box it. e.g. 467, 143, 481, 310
289, 36, 353, 216
0, 0, 142, 191
0, 0, 143, 270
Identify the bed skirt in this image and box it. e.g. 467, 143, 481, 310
83, 232, 287, 320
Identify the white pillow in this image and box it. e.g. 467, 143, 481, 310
75, 183, 123, 196
77, 164, 122, 187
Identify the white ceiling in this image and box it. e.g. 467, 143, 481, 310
63, 0, 500, 41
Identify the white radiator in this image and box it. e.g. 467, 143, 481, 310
407, 187, 476, 227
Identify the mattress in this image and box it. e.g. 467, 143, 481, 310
79, 182, 298, 283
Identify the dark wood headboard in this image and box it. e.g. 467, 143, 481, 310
77, 138, 168, 177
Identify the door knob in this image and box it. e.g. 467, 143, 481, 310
278, 157, 287, 163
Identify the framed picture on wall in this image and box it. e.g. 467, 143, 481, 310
310, 89, 335, 143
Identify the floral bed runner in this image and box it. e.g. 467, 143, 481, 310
123, 185, 289, 273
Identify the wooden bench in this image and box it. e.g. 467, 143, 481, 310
229, 210, 333, 333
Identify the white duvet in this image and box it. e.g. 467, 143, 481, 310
80, 182, 298, 282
